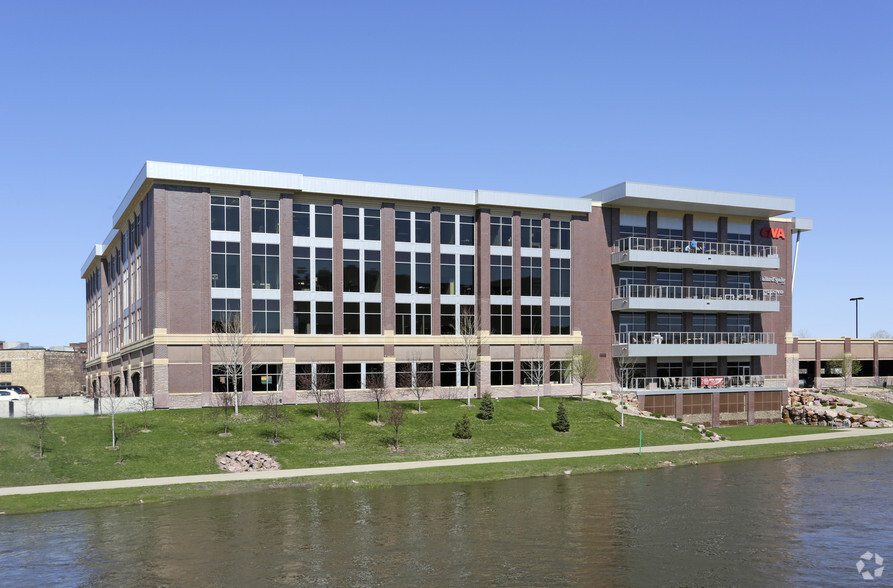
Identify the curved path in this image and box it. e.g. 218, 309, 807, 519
2, 428, 891, 497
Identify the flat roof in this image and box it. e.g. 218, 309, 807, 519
587, 181, 797, 218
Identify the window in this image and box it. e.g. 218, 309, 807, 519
211, 242, 240, 289
550, 220, 570, 249
657, 313, 683, 332
343, 250, 361, 293
315, 205, 333, 238
396, 303, 412, 335
364, 208, 381, 241
251, 364, 282, 392
491, 361, 514, 386
416, 303, 431, 335
252, 299, 280, 333
211, 196, 239, 231
727, 272, 751, 289
293, 203, 310, 237
521, 218, 542, 248
491, 255, 512, 295
212, 299, 240, 333
550, 360, 572, 384
251, 198, 279, 234
491, 304, 512, 335
550, 258, 570, 298
521, 361, 544, 385
396, 362, 433, 388
441, 254, 456, 295
619, 268, 646, 286
396, 211, 412, 242
491, 216, 512, 247
692, 314, 717, 332
728, 314, 752, 332
693, 220, 718, 244
396, 252, 412, 294
443, 254, 475, 295
344, 302, 361, 334
343, 207, 382, 241
657, 217, 683, 242
521, 256, 541, 296
252, 244, 280, 289
343, 302, 381, 335
441, 215, 456, 245
395, 210, 430, 243
440, 362, 458, 387
364, 250, 381, 293
416, 253, 431, 294
315, 248, 333, 292
550, 305, 570, 335
618, 215, 646, 241
656, 269, 683, 287
294, 301, 311, 334
620, 313, 647, 333
293, 247, 311, 291
415, 212, 431, 244
0, 362, 10, 374
459, 215, 475, 245
366, 302, 381, 335
727, 232, 751, 245
459, 254, 474, 295
521, 305, 541, 335
343, 207, 361, 240
396, 303, 430, 335
296, 363, 335, 391
212, 365, 241, 393
343, 364, 362, 389
440, 304, 474, 335
316, 301, 333, 334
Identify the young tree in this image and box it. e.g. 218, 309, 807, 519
828, 353, 863, 393
104, 393, 128, 449
567, 345, 598, 401
260, 395, 290, 444
477, 392, 495, 420
553, 401, 570, 432
522, 337, 546, 410
325, 388, 350, 446
614, 353, 642, 428
297, 365, 333, 419
384, 400, 408, 450
114, 422, 135, 465
212, 313, 249, 415
366, 373, 390, 424
134, 396, 153, 432
400, 360, 432, 414
455, 310, 487, 407
24, 401, 49, 458
214, 389, 236, 436
453, 413, 472, 439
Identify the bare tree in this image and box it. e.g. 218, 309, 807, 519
212, 313, 249, 415
297, 365, 334, 419
260, 395, 290, 444
214, 389, 236, 436
134, 396, 153, 432
400, 358, 432, 413
455, 309, 487, 406
522, 337, 546, 410
325, 388, 351, 446
827, 353, 863, 394
613, 353, 642, 428
24, 401, 49, 459
567, 345, 597, 401
384, 400, 408, 450
103, 393, 128, 449
114, 422, 135, 465
871, 329, 891, 339
366, 373, 390, 424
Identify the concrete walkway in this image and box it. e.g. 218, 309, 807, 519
2, 428, 891, 497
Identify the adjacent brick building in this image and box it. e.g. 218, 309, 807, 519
81, 162, 811, 424
0, 345, 86, 397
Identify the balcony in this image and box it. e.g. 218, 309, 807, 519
613, 330, 777, 358
612, 284, 780, 313
611, 237, 779, 271
621, 374, 787, 395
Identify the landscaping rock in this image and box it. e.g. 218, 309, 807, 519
216, 450, 280, 472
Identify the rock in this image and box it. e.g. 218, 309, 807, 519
865, 421, 879, 428
216, 450, 281, 472
681, 426, 691, 431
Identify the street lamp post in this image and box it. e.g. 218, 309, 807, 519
850, 297, 864, 338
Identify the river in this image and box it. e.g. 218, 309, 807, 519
2, 448, 892, 586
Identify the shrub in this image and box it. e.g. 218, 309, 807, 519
553, 401, 570, 432
453, 413, 472, 439
477, 392, 494, 420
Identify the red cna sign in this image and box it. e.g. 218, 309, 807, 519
760, 227, 786, 239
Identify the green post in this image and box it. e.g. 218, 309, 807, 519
639, 430, 642, 456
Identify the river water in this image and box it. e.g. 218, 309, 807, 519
2, 448, 892, 587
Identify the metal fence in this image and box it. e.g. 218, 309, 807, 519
613, 237, 777, 258
614, 331, 776, 345
613, 284, 777, 302
622, 374, 786, 391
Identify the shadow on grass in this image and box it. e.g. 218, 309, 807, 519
295, 405, 320, 418
317, 430, 340, 443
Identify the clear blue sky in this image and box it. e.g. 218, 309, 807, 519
1, 1, 891, 346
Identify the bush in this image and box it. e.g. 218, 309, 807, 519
553, 401, 570, 432
453, 413, 472, 439
477, 392, 494, 420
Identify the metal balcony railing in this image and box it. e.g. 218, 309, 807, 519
614, 331, 776, 345
613, 284, 777, 302
621, 374, 786, 391
612, 237, 777, 258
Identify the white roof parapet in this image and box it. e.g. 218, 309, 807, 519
588, 181, 797, 218
80, 244, 105, 277
476, 189, 592, 213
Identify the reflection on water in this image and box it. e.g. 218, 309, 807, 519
2, 448, 892, 586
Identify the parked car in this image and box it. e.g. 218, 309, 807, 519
0, 386, 30, 400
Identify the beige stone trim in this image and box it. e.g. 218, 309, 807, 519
154, 358, 169, 365
281, 357, 296, 364
169, 393, 202, 396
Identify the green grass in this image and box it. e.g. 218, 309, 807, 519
714, 423, 834, 440
835, 393, 893, 421
0, 397, 704, 489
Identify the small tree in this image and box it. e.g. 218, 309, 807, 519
522, 337, 546, 410
24, 402, 49, 458
453, 413, 472, 439
115, 422, 135, 465
104, 394, 128, 449
325, 388, 350, 446
134, 396, 153, 432
567, 345, 597, 401
212, 313, 249, 415
400, 361, 432, 414
366, 373, 390, 424
260, 395, 290, 444
553, 401, 570, 432
827, 353, 863, 393
614, 353, 642, 428
384, 401, 408, 450
477, 392, 494, 420
298, 365, 334, 420
455, 309, 487, 407
214, 389, 236, 436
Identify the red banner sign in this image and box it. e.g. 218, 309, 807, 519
701, 376, 724, 387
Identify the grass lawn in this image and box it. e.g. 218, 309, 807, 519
714, 423, 833, 441
835, 393, 893, 421
0, 397, 705, 488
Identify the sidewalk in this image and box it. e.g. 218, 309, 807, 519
2, 428, 891, 497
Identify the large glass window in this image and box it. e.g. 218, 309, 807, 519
396, 303, 412, 335
293, 301, 311, 334
344, 302, 361, 334
692, 314, 718, 332
211, 196, 239, 232
293, 203, 310, 237
459, 215, 475, 246
343, 207, 361, 240
491, 216, 512, 247
441, 215, 456, 245
521, 305, 541, 335
395, 210, 430, 243
296, 363, 335, 391
727, 272, 752, 289
550, 305, 570, 335
343, 302, 381, 335
315, 205, 333, 238
211, 299, 240, 333
213, 365, 242, 393
293, 247, 311, 291
396, 252, 412, 293
491, 361, 514, 386
416, 304, 431, 335
316, 301, 333, 334
550, 258, 570, 298
459, 255, 474, 295
366, 302, 381, 335
521, 256, 541, 296
364, 250, 381, 293
550, 360, 572, 384
343, 249, 361, 293
315, 248, 333, 292
415, 253, 431, 294
396, 211, 412, 242
551, 220, 571, 249
364, 208, 381, 241
252, 244, 280, 290
251, 198, 279, 234
521, 218, 542, 248
491, 255, 512, 295
343, 364, 362, 389
491, 304, 512, 335
252, 299, 280, 334
211, 241, 240, 289
440, 304, 474, 335
443, 254, 475, 295
441, 254, 456, 295
252, 364, 282, 392
657, 313, 683, 332
728, 314, 752, 332
415, 212, 431, 244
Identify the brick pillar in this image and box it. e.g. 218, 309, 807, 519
747, 389, 756, 425
712, 391, 721, 426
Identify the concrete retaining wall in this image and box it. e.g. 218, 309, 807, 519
1, 397, 152, 418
